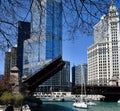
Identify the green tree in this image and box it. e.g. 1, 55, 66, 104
0, 92, 13, 104
12, 93, 24, 107
0, 91, 24, 107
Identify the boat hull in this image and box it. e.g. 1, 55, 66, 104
73, 102, 88, 109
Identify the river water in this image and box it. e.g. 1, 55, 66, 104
34, 101, 120, 111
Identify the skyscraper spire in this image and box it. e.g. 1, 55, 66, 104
109, 1, 118, 12
108, 2, 118, 18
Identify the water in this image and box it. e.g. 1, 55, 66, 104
34, 101, 120, 111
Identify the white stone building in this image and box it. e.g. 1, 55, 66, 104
87, 3, 120, 86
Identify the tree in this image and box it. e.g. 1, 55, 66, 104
0, 92, 13, 104
0, 91, 24, 107
0, 75, 12, 95
0, 0, 120, 51
0, 74, 24, 107
0, 75, 17, 95
0, 0, 31, 51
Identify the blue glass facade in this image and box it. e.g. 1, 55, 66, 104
17, 21, 30, 78
38, 61, 70, 92
23, 0, 62, 76
72, 64, 88, 86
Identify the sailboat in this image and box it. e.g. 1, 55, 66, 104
73, 95, 88, 108
73, 84, 88, 108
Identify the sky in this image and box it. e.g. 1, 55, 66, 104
62, 34, 93, 67
0, 33, 94, 75
0, 53, 4, 74
62, 0, 120, 69
0, 28, 94, 73
0, 0, 120, 75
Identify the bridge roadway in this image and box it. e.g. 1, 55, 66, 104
22, 55, 65, 92
73, 85, 120, 102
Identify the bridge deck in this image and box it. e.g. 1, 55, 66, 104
73, 85, 120, 102
22, 56, 65, 91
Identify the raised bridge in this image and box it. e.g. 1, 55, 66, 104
21, 55, 65, 92
73, 85, 120, 102
21, 55, 120, 102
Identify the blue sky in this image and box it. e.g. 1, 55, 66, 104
62, 34, 93, 67
0, 0, 120, 74
0, 33, 93, 74
62, 0, 120, 68
0, 30, 94, 75
0, 53, 4, 74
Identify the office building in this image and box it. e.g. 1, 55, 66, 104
4, 47, 17, 75
17, 21, 30, 79
23, 0, 62, 75
72, 64, 88, 88
38, 61, 70, 92
23, 0, 63, 90
87, 3, 120, 85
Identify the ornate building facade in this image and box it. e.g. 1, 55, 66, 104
88, 3, 120, 85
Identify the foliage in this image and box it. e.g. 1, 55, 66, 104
12, 93, 24, 107
0, 92, 13, 104
0, 92, 24, 107
0, 75, 18, 96
0, 0, 30, 51
0, 75, 12, 95
0, 0, 120, 51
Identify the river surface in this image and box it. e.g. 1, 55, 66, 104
33, 101, 120, 111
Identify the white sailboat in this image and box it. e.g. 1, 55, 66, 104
73, 101, 88, 108
73, 76, 88, 108
73, 95, 88, 108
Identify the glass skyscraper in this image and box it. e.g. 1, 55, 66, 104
72, 64, 88, 86
17, 21, 30, 79
38, 61, 70, 92
23, 0, 62, 83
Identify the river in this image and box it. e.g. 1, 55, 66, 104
32, 101, 120, 111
